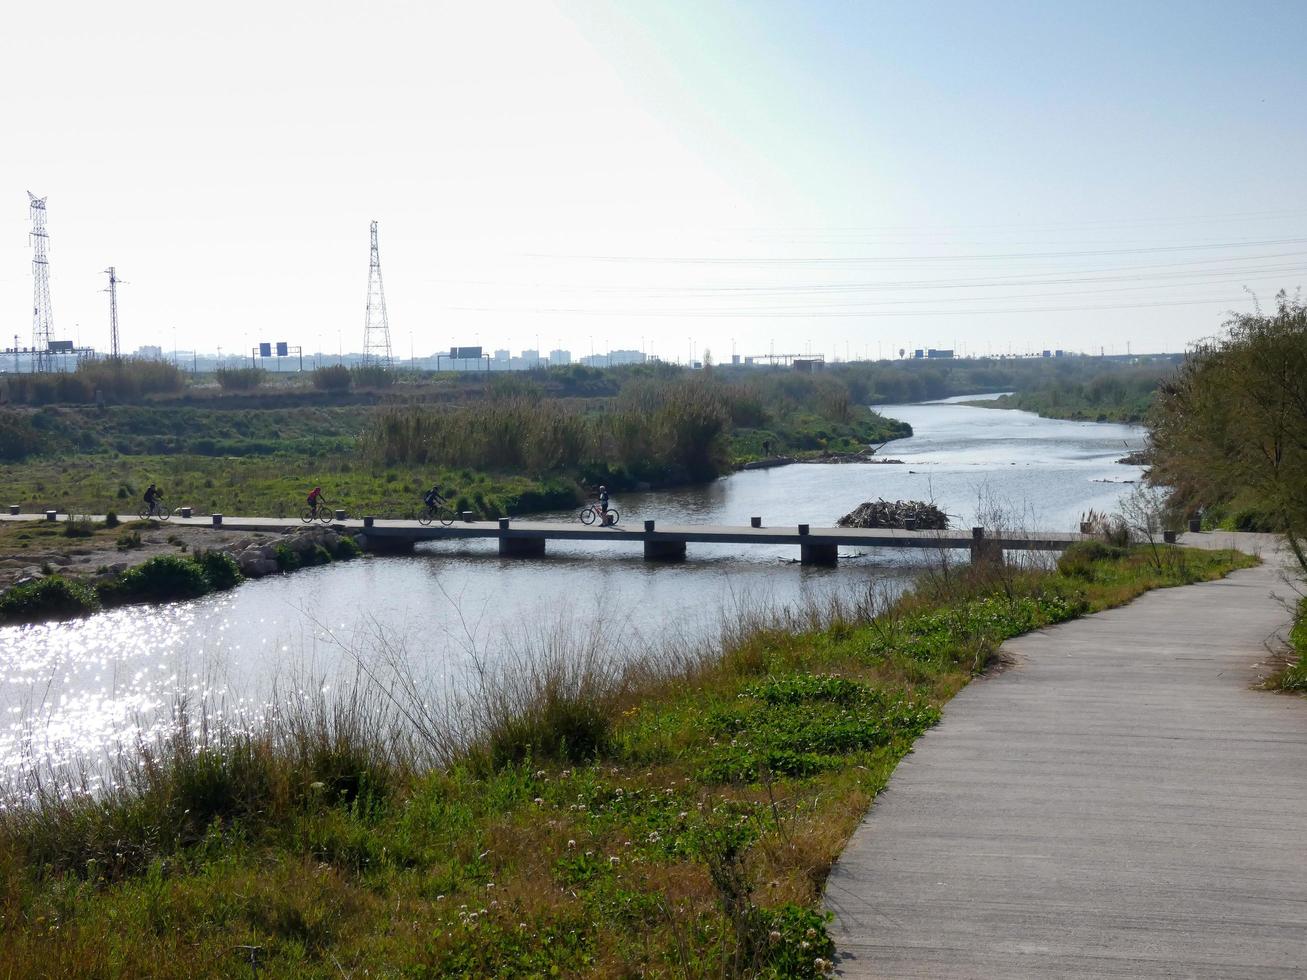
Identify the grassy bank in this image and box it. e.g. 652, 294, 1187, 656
0, 543, 1254, 977
1267, 595, 1307, 692
0, 454, 577, 522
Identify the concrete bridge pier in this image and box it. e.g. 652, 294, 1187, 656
644, 539, 687, 562
800, 543, 838, 566
361, 535, 414, 555
970, 526, 1003, 566
499, 536, 546, 558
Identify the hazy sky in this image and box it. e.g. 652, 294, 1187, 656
2, 0, 1305, 362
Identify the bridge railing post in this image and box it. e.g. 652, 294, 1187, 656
498, 517, 510, 530
211, 514, 223, 526
180, 506, 193, 519
750, 516, 762, 528
9, 505, 19, 515
45, 510, 57, 522
363, 516, 375, 529
644, 519, 655, 532
797, 523, 809, 536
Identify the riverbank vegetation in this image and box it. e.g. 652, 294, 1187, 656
972, 360, 1168, 423
0, 543, 1253, 977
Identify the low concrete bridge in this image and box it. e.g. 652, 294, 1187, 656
4, 510, 1084, 566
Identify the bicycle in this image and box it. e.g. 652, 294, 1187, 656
417, 501, 456, 527
579, 502, 619, 527
300, 503, 341, 524
138, 500, 172, 521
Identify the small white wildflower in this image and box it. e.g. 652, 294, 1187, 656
609, 856, 620, 865
567, 839, 576, 848
768, 930, 782, 943
534, 797, 544, 805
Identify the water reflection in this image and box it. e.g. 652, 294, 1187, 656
1, 398, 1146, 783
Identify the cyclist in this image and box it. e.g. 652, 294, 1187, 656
143, 483, 163, 517
597, 485, 611, 525
423, 483, 446, 512
306, 485, 327, 517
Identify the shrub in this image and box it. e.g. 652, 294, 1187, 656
116, 530, 142, 551
215, 367, 266, 391
62, 516, 96, 538
195, 550, 243, 590
312, 364, 352, 391
0, 576, 101, 624
100, 555, 212, 604
350, 364, 395, 388
103, 511, 120, 529
333, 535, 363, 560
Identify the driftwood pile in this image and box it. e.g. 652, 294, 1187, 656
837, 499, 949, 530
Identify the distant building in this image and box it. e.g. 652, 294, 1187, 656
135, 345, 163, 360
792, 357, 824, 373
549, 348, 571, 366
607, 349, 646, 366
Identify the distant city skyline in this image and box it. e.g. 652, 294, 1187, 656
2, 1, 1305, 364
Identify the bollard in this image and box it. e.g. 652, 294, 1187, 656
972, 526, 985, 540
1163, 530, 1178, 544
750, 516, 762, 528
1188, 518, 1201, 533
45, 510, 57, 522
211, 514, 223, 526
904, 517, 917, 531
797, 523, 809, 536
8, 505, 18, 515
461, 511, 475, 523
1079, 521, 1093, 534
334, 509, 346, 521
363, 516, 375, 528
180, 506, 193, 519
498, 517, 510, 530
644, 519, 655, 532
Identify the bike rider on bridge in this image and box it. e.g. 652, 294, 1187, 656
597, 485, 611, 524
423, 483, 446, 511
143, 483, 163, 517
306, 486, 327, 517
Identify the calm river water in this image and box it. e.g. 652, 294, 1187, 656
0, 398, 1145, 785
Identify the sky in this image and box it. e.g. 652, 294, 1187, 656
1, 0, 1305, 363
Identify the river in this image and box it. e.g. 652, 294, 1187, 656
0, 397, 1146, 787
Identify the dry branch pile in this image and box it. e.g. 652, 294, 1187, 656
837, 499, 949, 530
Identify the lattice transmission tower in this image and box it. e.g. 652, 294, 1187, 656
361, 220, 393, 367
103, 267, 123, 359
28, 192, 55, 371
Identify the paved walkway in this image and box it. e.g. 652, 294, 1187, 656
826, 534, 1307, 978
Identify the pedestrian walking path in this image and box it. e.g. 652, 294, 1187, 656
826, 534, 1306, 978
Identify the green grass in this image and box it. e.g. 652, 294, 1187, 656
0, 544, 1255, 978
0, 453, 578, 521
1266, 595, 1307, 692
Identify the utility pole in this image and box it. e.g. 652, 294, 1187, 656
103, 267, 123, 360
361, 220, 393, 367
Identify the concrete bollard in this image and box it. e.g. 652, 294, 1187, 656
211, 514, 223, 526
972, 526, 985, 540
750, 516, 762, 528
644, 519, 655, 532
8, 504, 19, 515
1188, 518, 1201, 533
180, 506, 193, 519
904, 517, 917, 531
1163, 530, 1178, 544
797, 523, 809, 536
334, 509, 346, 521
461, 511, 475, 523
498, 517, 510, 530
363, 516, 375, 528
45, 510, 57, 522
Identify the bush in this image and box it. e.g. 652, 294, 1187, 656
195, 550, 243, 590
0, 576, 101, 624
100, 554, 212, 604
62, 517, 96, 538
116, 529, 142, 551
103, 511, 120, 529
215, 367, 266, 391
350, 364, 395, 388
333, 535, 363, 560
312, 364, 353, 391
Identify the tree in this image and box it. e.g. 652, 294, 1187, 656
1150, 292, 1307, 571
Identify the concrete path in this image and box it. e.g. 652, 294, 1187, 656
826, 534, 1307, 978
